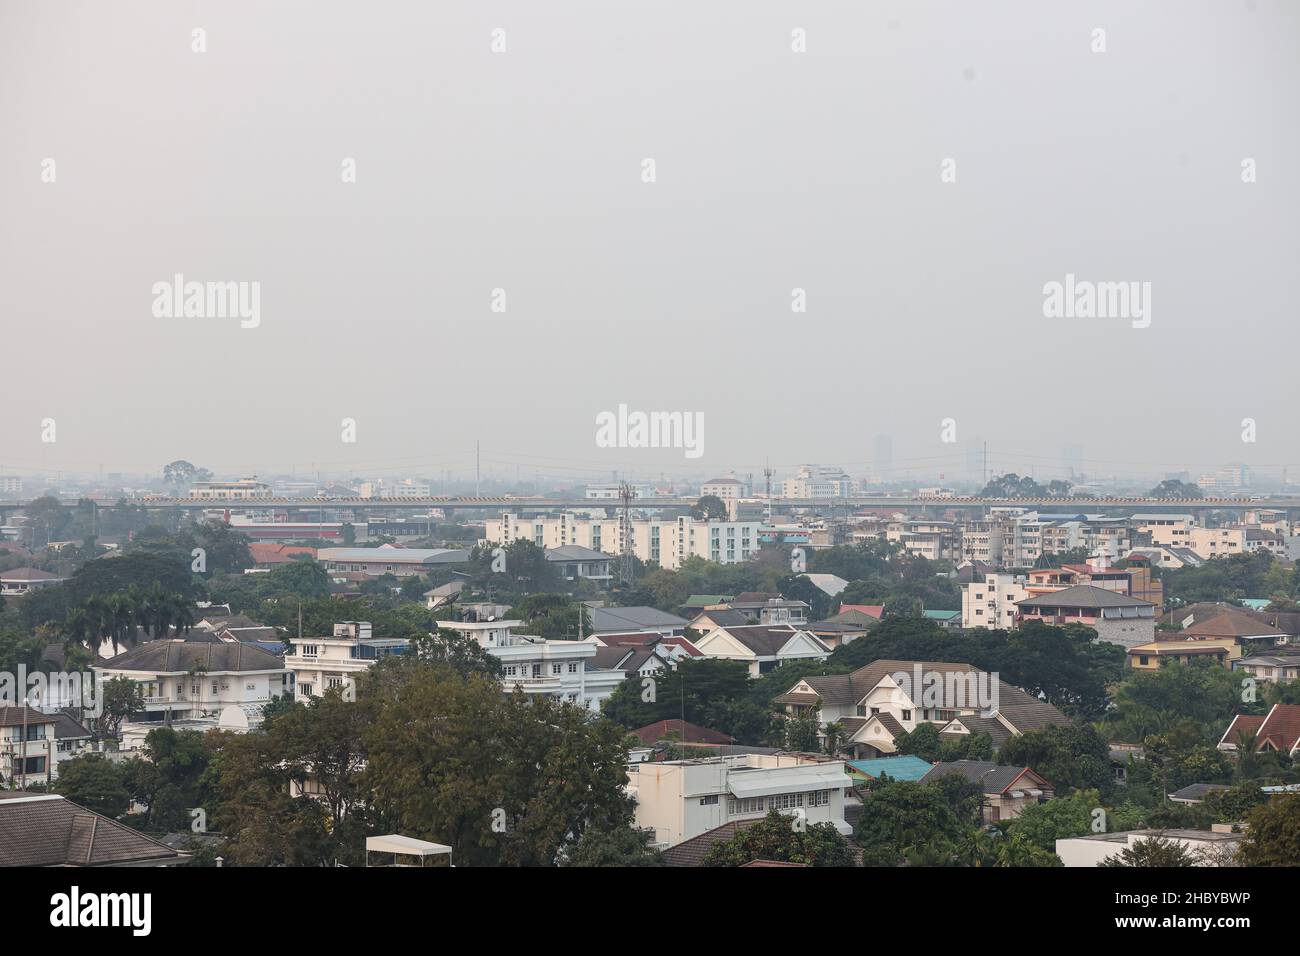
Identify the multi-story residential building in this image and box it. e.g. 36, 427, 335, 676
1185, 527, 1246, 560
357, 479, 431, 499
94, 640, 290, 725
485, 513, 761, 570
0, 476, 21, 496
1024, 559, 1163, 608
1197, 463, 1250, 493
629, 753, 854, 848
700, 476, 746, 501
721, 593, 810, 625
188, 479, 272, 500
0, 706, 57, 787
773, 659, 1070, 759
437, 618, 626, 711
1014, 585, 1157, 647
284, 622, 408, 701
961, 573, 1029, 630
887, 519, 959, 561
781, 465, 858, 499
1133, 513, 1198, 548
1036, 515, 1131, 561
1244, 528, 1287, 557
1233, 650, 1300, 684
583, 482, 657, 500
959, 517, 1004, 566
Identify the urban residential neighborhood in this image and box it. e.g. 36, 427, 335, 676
2, 0, 1294, 939
1, 464, 1299, 871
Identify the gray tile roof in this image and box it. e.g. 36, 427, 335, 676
921, 760, 1049, 794
590, 607, 689, 633
1016, 584, 1154, 609
96, 639, 285, 673
713, 624, 821, 657
0, 793, 184, 866
545, 545, 609, 561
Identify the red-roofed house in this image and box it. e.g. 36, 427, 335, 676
839, 604, 884, 620
1218, 704, 1300, 757
630, 719, 734, 747
248, 543, 317, 567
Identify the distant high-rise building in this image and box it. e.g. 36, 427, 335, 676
1063, 444, 1084, 480
873, 435, 893, 481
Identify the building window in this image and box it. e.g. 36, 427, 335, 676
699, 795, 719, 806
901, 710, 912, 721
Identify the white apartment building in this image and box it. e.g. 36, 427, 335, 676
886, 519, 959, 561
358, 479, 431, 499
0, 707, 57, 787
187, 479, 272, 500
1197, 464, 1250, 493
0, 476, 21, 496
781, 465, 858, 500
284, 622, 404, 700
485, 513, 762, 570
700, 476, 745, 500
438, 619, 626, 712
961, 573, 1030, 629
628, 753, 854, 848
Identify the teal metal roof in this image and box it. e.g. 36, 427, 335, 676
846, 755, 933, 781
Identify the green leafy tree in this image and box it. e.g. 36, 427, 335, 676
691, 495, 729, 521
785, 711, 821, 752
856, 780, 968, 866
561, 826, 664, 867
1099, 834, 1200, 867
894, 722, 943, 762
1148, 479, 1204, 499
53, 755, 131, 818
703, 810, 857, 867
97, 676, 144, 741
1237, 794, 1300, 866
997, 723, 1111, 794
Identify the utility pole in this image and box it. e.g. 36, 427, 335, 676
476, 441, 481, 497
20, 699, 28, 792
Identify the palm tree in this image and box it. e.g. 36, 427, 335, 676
168, 592, 194, 637
105, 593, 139, 654
81, 596, 111, 657
823, 721, 845, 755
61, 606, 92, 652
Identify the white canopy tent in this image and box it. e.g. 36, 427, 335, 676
365, 834, 453, 867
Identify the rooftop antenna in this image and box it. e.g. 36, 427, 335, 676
764, 460, 775, 523
619, 481, 637, 586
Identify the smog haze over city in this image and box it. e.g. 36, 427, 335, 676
2, 0, 1299, 922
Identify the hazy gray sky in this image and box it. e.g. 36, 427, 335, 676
2, 1, 1297, 483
